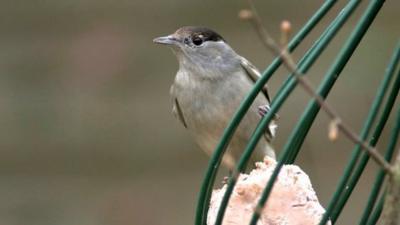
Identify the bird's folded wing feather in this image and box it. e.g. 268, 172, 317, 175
239, 57, 271, 103
240, 57, 278, 140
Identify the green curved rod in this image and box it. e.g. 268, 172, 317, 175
360, 61, 400, 225
246, 0, 385, 224
317, 1, 388, 224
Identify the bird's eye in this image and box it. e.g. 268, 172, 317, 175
192, 37, 203, 46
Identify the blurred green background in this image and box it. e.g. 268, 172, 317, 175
0, 0, 399, 224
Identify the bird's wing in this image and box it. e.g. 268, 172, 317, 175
240, 57, 278, 140
172, 98, 188, 128
239, 57, 271, 103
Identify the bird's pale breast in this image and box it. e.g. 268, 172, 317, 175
171, 68, 271, 167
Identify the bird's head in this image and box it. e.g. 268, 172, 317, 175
153, 26, 240, 74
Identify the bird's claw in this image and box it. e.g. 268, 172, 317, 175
258, 104, 280, 120
258, 105, 271, 117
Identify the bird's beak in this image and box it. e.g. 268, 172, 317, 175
153, 35, 179, 45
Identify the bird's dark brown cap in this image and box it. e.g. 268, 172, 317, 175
175, 26, 225, 42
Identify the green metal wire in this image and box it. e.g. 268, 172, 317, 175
247, 0, 366, 220
285, 0, 386, 164
331, 48, 400, 223
280, 0, 361, 164
359, 109, 400, 225
358, 45, 400, 225
248, 0, 385, 223
359, 51, 400, 224
359, 81, 400, 225
360, 57, 400, 224
366, 194, 385, 225
317, 0, 387, 224
213, 1, 366, 224
194, 1, 339, 224
272, 0, 361, 107
360, 105, 400, 225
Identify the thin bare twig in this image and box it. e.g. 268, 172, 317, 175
242, 0, 393, 174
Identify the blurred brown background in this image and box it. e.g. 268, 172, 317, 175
0, 0, 399, 224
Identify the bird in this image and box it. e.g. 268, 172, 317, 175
153, 26, 277, 169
